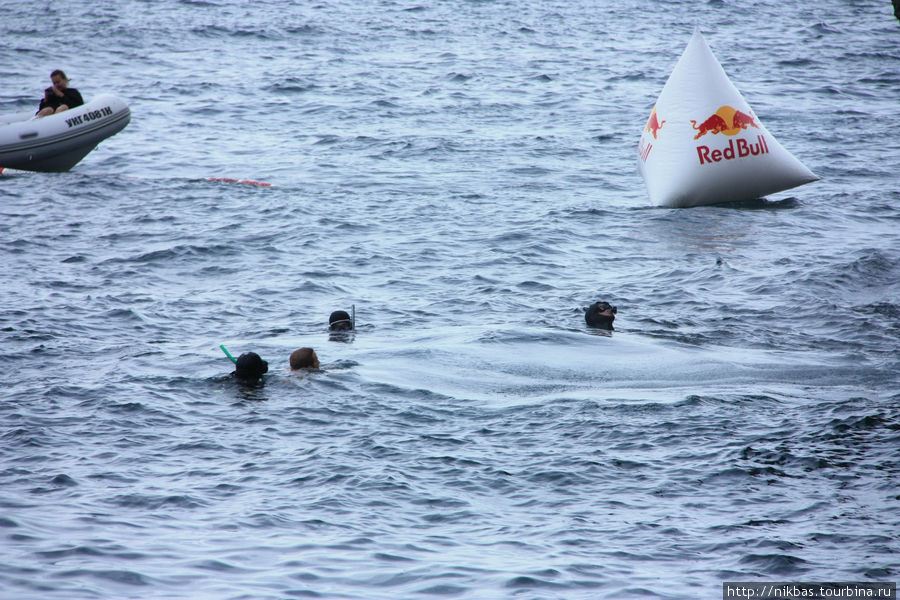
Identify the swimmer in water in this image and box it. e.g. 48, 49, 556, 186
289, 347, 320, 370
584, 301, 617, 330
232, 351, 268, 383
328, 310, 353, 331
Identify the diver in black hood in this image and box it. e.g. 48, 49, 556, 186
328, 310, 353, 331
584, 301, 617, 330
232, 351, 268, 383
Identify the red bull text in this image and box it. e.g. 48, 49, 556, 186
638, 138, 652, 163
697, 135, 769, 165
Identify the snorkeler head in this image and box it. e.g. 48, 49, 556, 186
584, 301, 617, 330
234, 352, 268, 382
328, 310, 353, 331
289, 347, 320, 370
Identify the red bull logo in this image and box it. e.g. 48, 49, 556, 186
638, 106, 665, 163
692, 105, 766, 165
690, 105, 759, 139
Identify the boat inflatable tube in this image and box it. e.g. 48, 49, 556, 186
637, 29, 817, 208
0, 94, 130, 172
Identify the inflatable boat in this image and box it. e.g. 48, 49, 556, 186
0, 94, 130, 172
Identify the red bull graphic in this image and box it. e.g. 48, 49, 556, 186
691, 105, 766, 166
638, 106, 665, 163
697, 135, 769, 165
690, 105, 758, 139
644, 106, 666, 139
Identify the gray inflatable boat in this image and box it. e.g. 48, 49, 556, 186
0, 94, 130, 172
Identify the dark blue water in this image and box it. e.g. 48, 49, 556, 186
1, 1, 898, 598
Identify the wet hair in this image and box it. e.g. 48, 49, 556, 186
50, 69, 68, 80
584, 301, 617, 330
233, 352, 268, 382
328, 310, 353, 331
289, 347, 319, 370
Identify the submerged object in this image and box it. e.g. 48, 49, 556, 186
0, 94, 130, 172
207, 177, 272, 186
637, 29, 817, 208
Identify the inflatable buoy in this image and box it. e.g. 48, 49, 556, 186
637, 29, 818, 208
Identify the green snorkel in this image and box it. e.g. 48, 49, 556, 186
220, 344, 237, 364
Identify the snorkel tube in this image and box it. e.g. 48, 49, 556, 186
220, 344, 237, 364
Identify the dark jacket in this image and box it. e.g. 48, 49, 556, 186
38, 87, 84, 112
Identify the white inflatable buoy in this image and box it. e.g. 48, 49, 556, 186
637, 29, 818, 208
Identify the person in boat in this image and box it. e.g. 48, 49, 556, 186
232, 351, 268, 383
36, 70, 84, 117
289, 347, 320, 371
328, 310, 353, 331
584, 301, 617, 330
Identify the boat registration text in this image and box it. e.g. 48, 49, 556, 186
66, 106, 114, 128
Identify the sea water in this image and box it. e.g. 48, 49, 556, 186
1, 1, 898, 598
